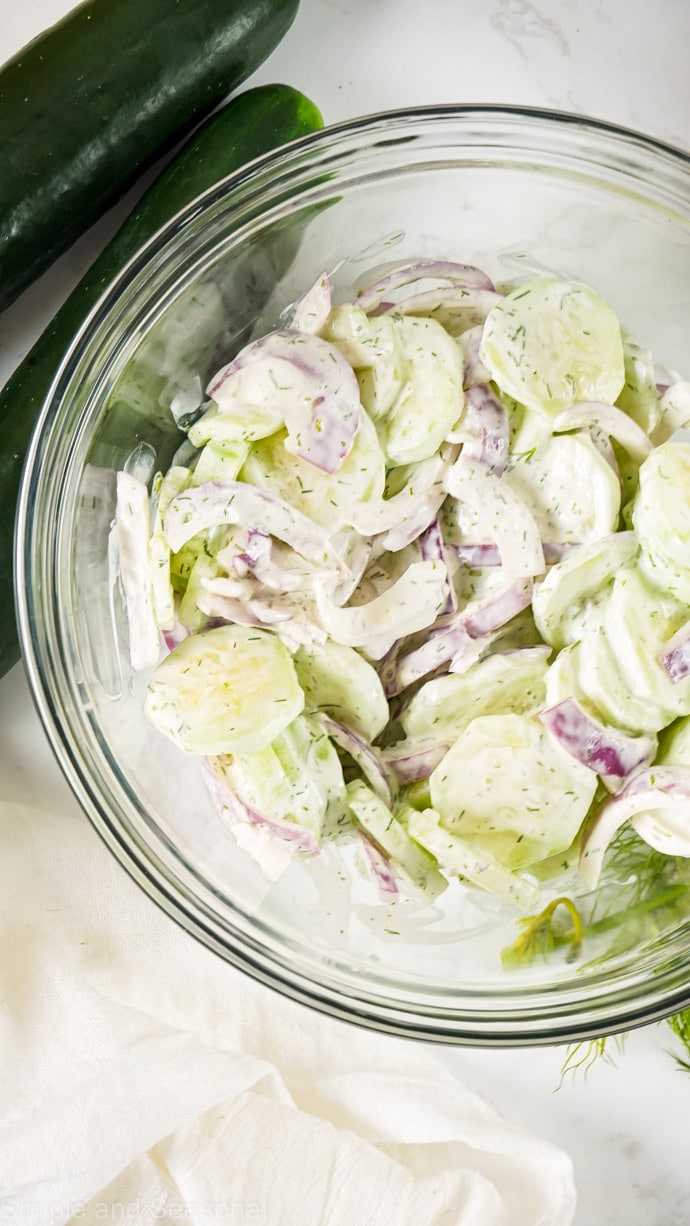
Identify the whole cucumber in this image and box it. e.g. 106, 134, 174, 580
0, 0, 300, 310
0, 83, 323, 677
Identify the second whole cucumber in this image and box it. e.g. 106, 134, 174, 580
0, 83, 323, 677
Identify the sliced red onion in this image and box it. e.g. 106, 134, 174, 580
620, 765, 690, 800
382, 741, 449, 782
653, 381, 690, 444
457, 382, 509, 476
288, 272, 332, 334
443, 455, 545, 579
354, 260, 495, 314
388, 578, 532, 694
314, 559, 448, 659
207, 330, 360, 473
539, 698, 656, 791
452, 543, 502, 567
378, 286, 501, 332
358, 831, 399, 897
203, 759, 320, 856
115, 472, 160, 672
165, 480, 344, 573
553, 402, 653, 465
459, 324, 492, 390
319, 714, 393, 806
462, 578, 533, 637
347, 446, 457, 543
543, 542, 581, 564
389, 622, 471, 695
161, 617, 189, 654
579, 785, 690, 888
419, 518, 456, 613
586, 426, 620, 475
659, 623, 690, 683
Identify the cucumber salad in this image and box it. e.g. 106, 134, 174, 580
115, 257, 690, 936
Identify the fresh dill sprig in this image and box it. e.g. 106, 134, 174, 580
558, 1033, 628, 1086
667, 1010, 690, 1072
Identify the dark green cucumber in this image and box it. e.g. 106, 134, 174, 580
0, 83, 323, 677
0, 0, 300, 311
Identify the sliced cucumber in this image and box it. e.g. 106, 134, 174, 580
294, 640, 389, 740
150, 465, 190, 630
405, 807, 540, 909
145, 624, 304, 754
480, 278, 625, 417
616, 330, 660, 435
604, 567, 690, 720
503, 433, 621, 544
354, 316, 408, 421
240, 408, 385, 532
345, 781, 448, 900
192, 438, 250, 485
633, 441, 690, 602
429, 712, 597, 869
402, 648, 549, 745
532, 532, 639, 649
384, 316, 463, 465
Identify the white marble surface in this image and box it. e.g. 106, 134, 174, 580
2, 2, 690, 1223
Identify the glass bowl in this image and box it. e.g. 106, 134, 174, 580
17, 106, 690, 1045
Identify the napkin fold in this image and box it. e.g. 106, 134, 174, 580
0, 800, 576, 1226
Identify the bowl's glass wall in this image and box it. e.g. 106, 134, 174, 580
18, 109, 690, 1043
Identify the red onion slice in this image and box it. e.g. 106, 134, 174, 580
207, 330, 360, 473
388, 578, 532, 694
444, 455, 545, 579
165, 480, 344, 574
539, 698, 656, 791
319, 714, 393, 806
203, 759, 320, 856
382, 741, 449, 782
355, 260, 495, 313
462, 578, 533, 637
553, 402, 653, 464
579, 785, 690, 888
659, 623, 690, 683
358, 831, 399, 897
419, 518, 456, 614
377, 286, 501, 333
455, 383, 509, 476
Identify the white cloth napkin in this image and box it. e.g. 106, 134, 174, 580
0, 799, 576, 1226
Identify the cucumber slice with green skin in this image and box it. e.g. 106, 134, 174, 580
657, 716, 690, 766
633, 441, 690, 602
384, 317, 464, 465
401, 648, 549, 746
405, 807, 541, 910
480, 278, 626, 418
274, 714, 349, 839
294, 641, 389, 741
502, 433, 622, 545
616, 331, 661, 436
571, 607, 672, 735
345, 781, 448, 900
321, 304, 374, 367
354, 317, 408, 422
604, 568, 690, 720
178, 551, 221, 633
532, 531, 639, 649
192, 439, 250, 486
150, 466, 191, 630
0, 83, 323, 678
145, 624, 304, 754
429, 713, 598, 870
240, 409, 385, 533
